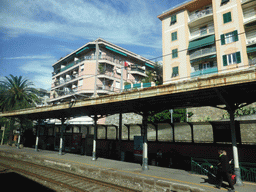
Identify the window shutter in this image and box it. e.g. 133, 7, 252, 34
233, 30, 238, 42
172, 49, 178, 58
223, 55, 228, 66
172, 67, 178, 76
172, 32, 177, 41
236, 52, 241, 63
223, 12, 232, 23
221, 34, 225, 45
171, 15, 177, 25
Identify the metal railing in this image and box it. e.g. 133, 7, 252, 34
191, 158, 256, 183
189, 46, 216, 59
190, 26, 215, 39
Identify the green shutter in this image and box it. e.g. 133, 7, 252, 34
236, 52, 241, 63
172, 49, 178, 58
223, 12, 232, 23
172, 67, 179, 77
233, 30, 238, 42
172, 32, 177, 41
171, 15, 176, 25
223, 55, 228, 66
221, 34, 225, 45
221, 0, 229, 5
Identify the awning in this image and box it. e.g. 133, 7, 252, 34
145, 63, 154, 69
76, 47, 89, 55
105, 46, 127, 57
191, 54, 216, 64
247, 45, 256, 53
188, 35, 215, 51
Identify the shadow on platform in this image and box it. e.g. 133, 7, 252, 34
0, 170, 55, 191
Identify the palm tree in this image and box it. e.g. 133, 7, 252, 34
0, 75, 39, 146
0, 75, 39, 112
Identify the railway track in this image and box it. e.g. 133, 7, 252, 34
0, 156, 139, 192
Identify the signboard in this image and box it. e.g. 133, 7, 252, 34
134, 136, 143, 157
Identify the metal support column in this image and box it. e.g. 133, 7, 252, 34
229, 109, 243, 186
59, 118, 65, 155
118, 113, 123, 160
35, 120, 41, 152
214, 88, 243, 185
92, 115, 98, 161
142, 112, 149, 171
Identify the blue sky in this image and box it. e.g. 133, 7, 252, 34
0, 0, 185, 90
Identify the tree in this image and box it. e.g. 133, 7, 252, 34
142, 61, 163, 85
0, 75, 39, 112
0, 75, 39, 144
148, 109, 193, 123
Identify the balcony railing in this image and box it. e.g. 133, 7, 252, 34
53, 55, 124, 76
189, 8, 213, 23
190, 67, 218, 77
130, 66, 145, 74
96, 84, 114, 92
249, 57, 256, 65
190, 26, 215, 40
190, 46, 216, 60
243, 6, 256, 24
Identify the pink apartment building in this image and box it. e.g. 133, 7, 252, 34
50, 38, 155, 104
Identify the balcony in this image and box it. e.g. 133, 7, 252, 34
53, 55, 124, 77
245, 26, 256, 45
129, 66, 147, 77
248, 57, 256, 65
190, 26, 215, 41
189, 7, 213, 27
97, 84, 114, 92
189, 46, 216, 60
241, 0, 255, 5
191, 67, 218, 78
243, 6, 256, 25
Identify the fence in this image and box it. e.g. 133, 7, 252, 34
191, 157, 256, 183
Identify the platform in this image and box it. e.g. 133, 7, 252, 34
0, 145, 255, 192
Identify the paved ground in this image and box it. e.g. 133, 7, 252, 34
0, 145, 255, 192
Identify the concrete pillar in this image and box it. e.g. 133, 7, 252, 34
229, 109, 243, 186
59, 118, 65, 155
142, 112, 149, 171
92, 115, 98, 161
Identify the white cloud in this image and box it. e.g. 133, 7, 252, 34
3, 55, 55, 60
19, 59, 55, 90
0, 0, 162, 48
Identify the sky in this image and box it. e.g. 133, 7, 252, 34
0, 0, 186, 90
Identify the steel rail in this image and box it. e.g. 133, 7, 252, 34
0, 156, 139, 192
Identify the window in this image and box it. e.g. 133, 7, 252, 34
221, 30, 238, 45
172, 67, 179, 77
172, 49, 178, 58
200, 26, 207, 36
170, 15, 177, 25
221, 0, 229, 5
199, 62, 214, 70
171, 31, 177, 41
223, 12, 232, 24
222, 52, 241, 66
